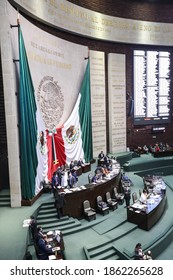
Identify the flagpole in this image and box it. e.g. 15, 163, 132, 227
10, 9, 22, 183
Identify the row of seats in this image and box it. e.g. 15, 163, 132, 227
83, 188, 125, 221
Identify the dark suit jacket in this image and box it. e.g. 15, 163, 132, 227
37, 238, 53, 260
52, 175, 60, 187
54, 194, 66, 209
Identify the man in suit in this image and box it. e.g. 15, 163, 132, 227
29, 215, 37, 240
123, 185, 131, 208
37, 235, 53, 260
51, 172, 61, 197
67, 172, 76, 188
69, 160, 75, 171
92, 173, 100, 183
54, 193, 66, 219
98, 151, 104, 159
77, 158, 84, 167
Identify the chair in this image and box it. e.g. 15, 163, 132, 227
96, 195, 109, 215
113, 187, 124, 205
88, 173, 94, 184
132, 192, 138, 203
106, 192, 118, 211
83, 200, 96, 221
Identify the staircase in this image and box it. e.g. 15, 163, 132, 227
36, 201, 82, 235
84, 243, 119, 260
0, 190, 10, 207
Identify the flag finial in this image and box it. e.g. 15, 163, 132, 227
85, 48, 90, 60
17, 8, 20, 25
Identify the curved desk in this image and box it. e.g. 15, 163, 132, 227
127, 194, 167, 231
63, 171, 121, 219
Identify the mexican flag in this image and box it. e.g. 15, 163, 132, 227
18, 27, 38, 199
47, 59, 93, 180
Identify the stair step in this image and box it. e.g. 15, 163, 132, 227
0, 198, 10, 202
42, 220, 81, 232
0, 202, 11, 207
37, 213, 57, 220
89, 244, 114, 258
40, 202, 54, 208
91, 248, 117, 260
37, 217, 70, 225
0, 194, 10, 198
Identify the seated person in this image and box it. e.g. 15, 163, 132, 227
77, 158, 84, 166
98, 199, 108, 208
98, 151, 105, 160
107, 162, 113, 172
92, 173, 100, 183
143, 145, 149, 154
143, 250, 153, 260
103, 154, 110, 167
140, 189, 149, 204
137, 146, 143, 154
154, 143, 160, 152
134, 243, 144, 260
95, 166, 104, 176
37, 234, 54, 260
100, 165, 110, 177
35, 226, 44, 243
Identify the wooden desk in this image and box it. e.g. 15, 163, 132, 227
73, 166, 82, 176
97, 159, 104, 166
63, 171, 121, 219
127, 194, 167, 230
81, 163, 91, 173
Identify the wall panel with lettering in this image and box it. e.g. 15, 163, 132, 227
108, 53, 127, 153
90, 50, 107, 157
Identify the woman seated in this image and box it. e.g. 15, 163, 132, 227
140, 189, 149, 204
134, 243, 144, 260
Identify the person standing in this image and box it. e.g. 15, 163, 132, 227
61, 168, 68, 188
51, 172, 61, 197
67, 171, 76, 188
29, 215, 37, 240
98, 151, 104, 160
123, 185, 131, 208
54, 193, 66, 219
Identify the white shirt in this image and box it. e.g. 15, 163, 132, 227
61, 171, 68, 187
140, 192, 147, 204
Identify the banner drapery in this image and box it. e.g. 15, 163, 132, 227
18, 27, 38, 200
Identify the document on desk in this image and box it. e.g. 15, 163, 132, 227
48, 255, 56, 260
22, 219, 31, 227
52, 246, 61, 252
